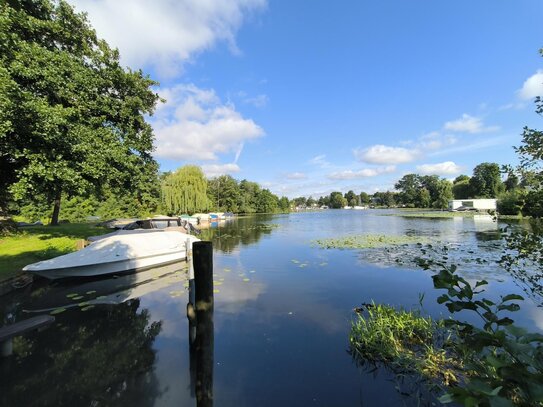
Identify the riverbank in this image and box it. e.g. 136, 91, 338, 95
385, 209, 526, 220
0, 223, 108, 281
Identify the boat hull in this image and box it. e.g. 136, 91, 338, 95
23, 231, 200, 280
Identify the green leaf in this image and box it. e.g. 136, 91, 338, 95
501, 294, 524, 302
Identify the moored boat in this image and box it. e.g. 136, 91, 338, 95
23, 230, 200, 279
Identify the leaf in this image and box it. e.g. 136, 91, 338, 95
501, 294, 524, 302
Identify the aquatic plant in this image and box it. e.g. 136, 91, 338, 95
349, 303, 460, 387
313, 234, 424, 249
351, 258, 543, 405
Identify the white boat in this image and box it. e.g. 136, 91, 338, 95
23, 230, 200, 279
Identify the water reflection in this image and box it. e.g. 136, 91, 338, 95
198, 215, 277, 253
0, 299, 162, 407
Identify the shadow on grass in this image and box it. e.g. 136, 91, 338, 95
0, 223, 109, 281
0, 248, 74, 280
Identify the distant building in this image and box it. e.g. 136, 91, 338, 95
448, 199, 497, 211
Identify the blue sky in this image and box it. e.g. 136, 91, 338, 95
70, 0, 543, 198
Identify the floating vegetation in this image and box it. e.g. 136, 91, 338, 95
80, 305, 94, 311
314, 234, 424, 249
298, 263, 308, 268
223, 268, 231, 272
249, 270, 256, 273
350, 303, 460, 387
291, 259, 300, 264
213, 289, 220, 293
50, 308, 66, 315
242, 278, 250, 282
71, 295, 84, 301
213, 281, 223, 286
319, 262, 328, 266
85, 290, 96, 295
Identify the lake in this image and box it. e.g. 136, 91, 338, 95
1, 210, 541, 406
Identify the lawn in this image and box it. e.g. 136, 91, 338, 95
0, 223, 109, 281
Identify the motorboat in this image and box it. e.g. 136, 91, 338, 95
88, 216, 199, 242
23, 230, 200, 279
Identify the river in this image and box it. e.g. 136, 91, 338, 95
1, 209, 541, 406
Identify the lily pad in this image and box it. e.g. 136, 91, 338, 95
50, 308, 67, 315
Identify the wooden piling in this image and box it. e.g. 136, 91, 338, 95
192, 241, 214, 406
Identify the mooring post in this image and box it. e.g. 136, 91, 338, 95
192, 241, 214, 407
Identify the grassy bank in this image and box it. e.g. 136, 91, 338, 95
0, 223, 108, 281
385, 209, 526, 220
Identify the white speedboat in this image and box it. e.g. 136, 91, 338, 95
23, 230, 200, 279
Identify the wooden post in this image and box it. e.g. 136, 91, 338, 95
192, 241, 214, 407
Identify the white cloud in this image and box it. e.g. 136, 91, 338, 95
416, 161, 462, 176
443, 114, 499, 134
201, 163, 241, 177
418, 132, 457, 151
70, 0, 266, 76
518, 70, 543, 100
354, 145, 419, 165
243, 94, 269, 108
328, 166, 396, 180
152, 84, 264, 161
309, 154, 331, 168
285, 172, 307, 180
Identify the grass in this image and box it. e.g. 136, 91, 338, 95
386, 209, 526, 220
349, 303, 461, 387
0, 223, 109, 281
313, 234, 425, 249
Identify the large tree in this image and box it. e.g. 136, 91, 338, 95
161, 165, 209, 214
469, 162, 504, 198
395, 174, 421, 207
0, 0, 160, 224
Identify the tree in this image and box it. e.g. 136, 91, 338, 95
1, 1, 160, 224
452, 176, 471, 199
395, 174, 421, 207
329, 192, 347, 209
207, 175, 240, 212
469, 163, 504, 198
359, 192, 371, 205
306, 197, 316, 207
256, 189, 278, 213
161, 165, 209, 214
432, 179, 453, 209
278, 196, 290, 212
238, 179, 260, 214
344, 190, 359, 207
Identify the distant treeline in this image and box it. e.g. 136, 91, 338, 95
292, 161, 541, 217
9, 165, 290, 223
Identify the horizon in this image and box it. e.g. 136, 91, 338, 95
69, 0, 543, 199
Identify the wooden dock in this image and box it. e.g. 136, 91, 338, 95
0, 315, 55, 357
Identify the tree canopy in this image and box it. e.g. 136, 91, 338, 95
161, 166, 209, 215
0, 0, 160, 223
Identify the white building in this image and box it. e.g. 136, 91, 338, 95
448, 199, 497, 211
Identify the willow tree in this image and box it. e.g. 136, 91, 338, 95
161, 165, 209, 214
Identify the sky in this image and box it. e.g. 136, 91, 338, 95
68, 0, 543, 199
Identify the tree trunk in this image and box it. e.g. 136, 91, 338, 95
50, 189, 62, 226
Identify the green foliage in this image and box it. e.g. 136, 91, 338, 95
207, 175, 240, 212
500, 219, 543, 305
497, 190, 525, 216
429, 265, 543, 406
350, 303, 459, 386
256, 189, 278, 213
329, 191, 347, 208
469, 163, 504, 198
0, 0, 160, 224
161, 165, 209, 215
452, 179, 472, 199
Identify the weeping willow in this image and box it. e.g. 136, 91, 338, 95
161, 166, 209, 214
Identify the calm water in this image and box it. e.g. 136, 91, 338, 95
1, 210, 542, 406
